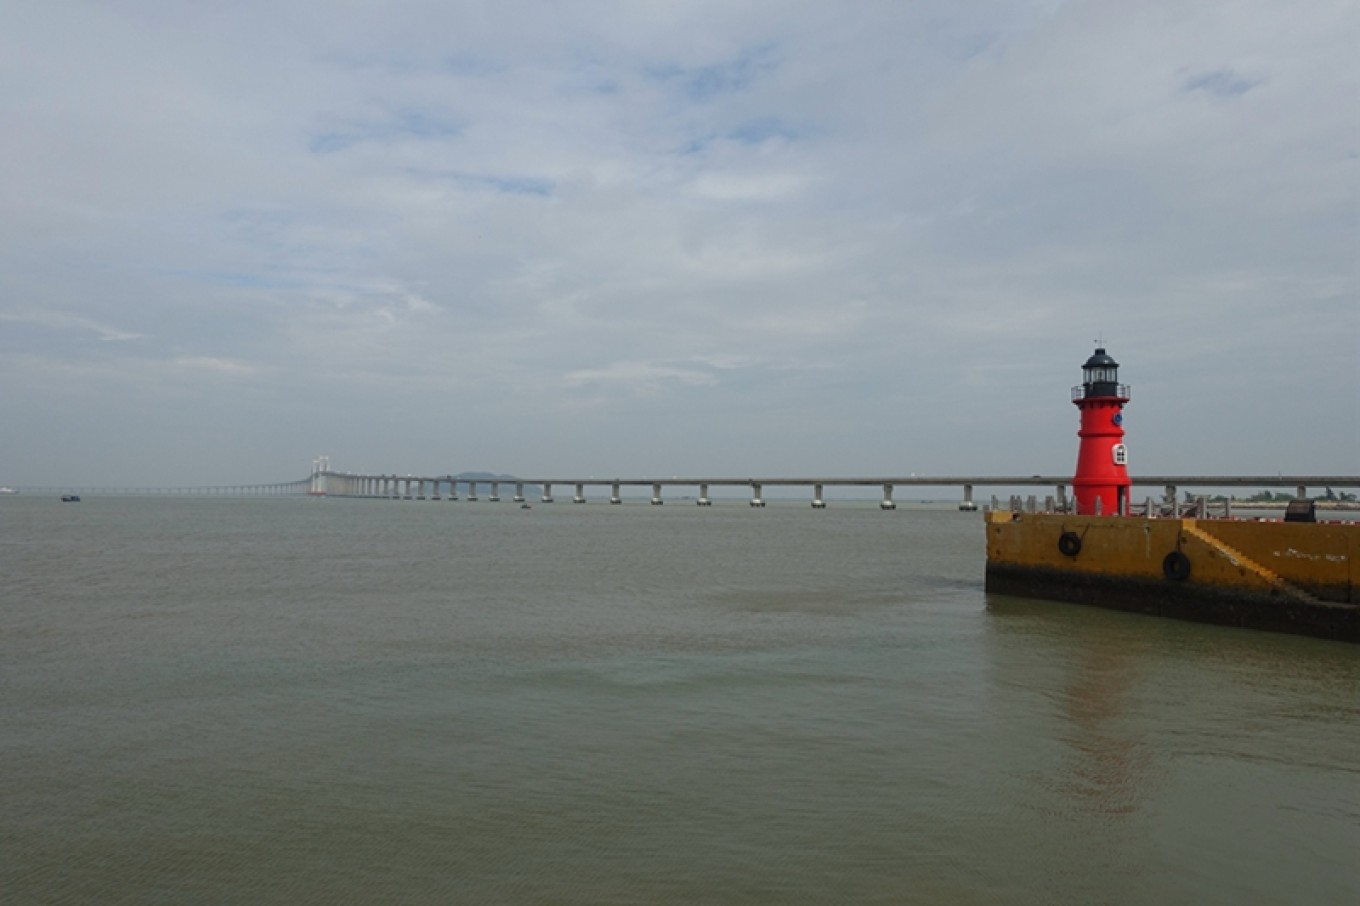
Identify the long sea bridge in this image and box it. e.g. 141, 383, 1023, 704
310, 470, 1360, 513
11, 469, 1357, 512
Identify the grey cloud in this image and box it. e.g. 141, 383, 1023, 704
0, 1, 1354, 485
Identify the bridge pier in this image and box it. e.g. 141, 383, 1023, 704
514, 482, 525, 503
610, 482, 622, 505
697, 483, 711, 506
651, 482, 664, 505
881, 483, 896, 510
490, 482, 500, 502
959, 484, 977, 511
574, 483, 586, 504
542, 483, 554, 503
750, 483, 765, 508
467, 481, 478, 501
812, 484, 826, 509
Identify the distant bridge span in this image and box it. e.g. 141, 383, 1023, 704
9, 472, 1356, 509
312, 471, 1360, 511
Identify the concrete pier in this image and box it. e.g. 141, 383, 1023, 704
881, 483, 896, 511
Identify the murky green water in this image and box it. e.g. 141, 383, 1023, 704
3, 497, 1357, 904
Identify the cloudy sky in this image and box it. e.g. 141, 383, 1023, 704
2, 0, 1355, 487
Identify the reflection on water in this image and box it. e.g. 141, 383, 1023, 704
3, 497, 1358, 905
1055, 631, 1152, 818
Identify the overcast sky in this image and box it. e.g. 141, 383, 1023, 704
2, 0, 1356, 487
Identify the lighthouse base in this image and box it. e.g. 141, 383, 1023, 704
986, 562, 1358, 642
984, 512, 1359, 643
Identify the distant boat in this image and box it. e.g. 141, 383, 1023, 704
61, 495, 80, 502
0, 487, 17, 495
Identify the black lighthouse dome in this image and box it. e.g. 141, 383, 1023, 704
1075, 347, 1127, 399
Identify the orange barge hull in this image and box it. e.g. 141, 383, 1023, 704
984, 511, 1359, 642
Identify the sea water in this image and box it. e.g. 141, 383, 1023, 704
3, 496, 1357, 904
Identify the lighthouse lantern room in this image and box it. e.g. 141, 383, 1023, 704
1071, 347, 1131, 516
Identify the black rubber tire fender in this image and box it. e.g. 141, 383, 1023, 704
1162, 551, 1191, 581
1057, 532, 1082, 557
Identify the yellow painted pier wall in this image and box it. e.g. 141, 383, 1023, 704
986, 512, 1357, 602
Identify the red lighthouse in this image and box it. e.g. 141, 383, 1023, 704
1072, 347, 1131, 516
